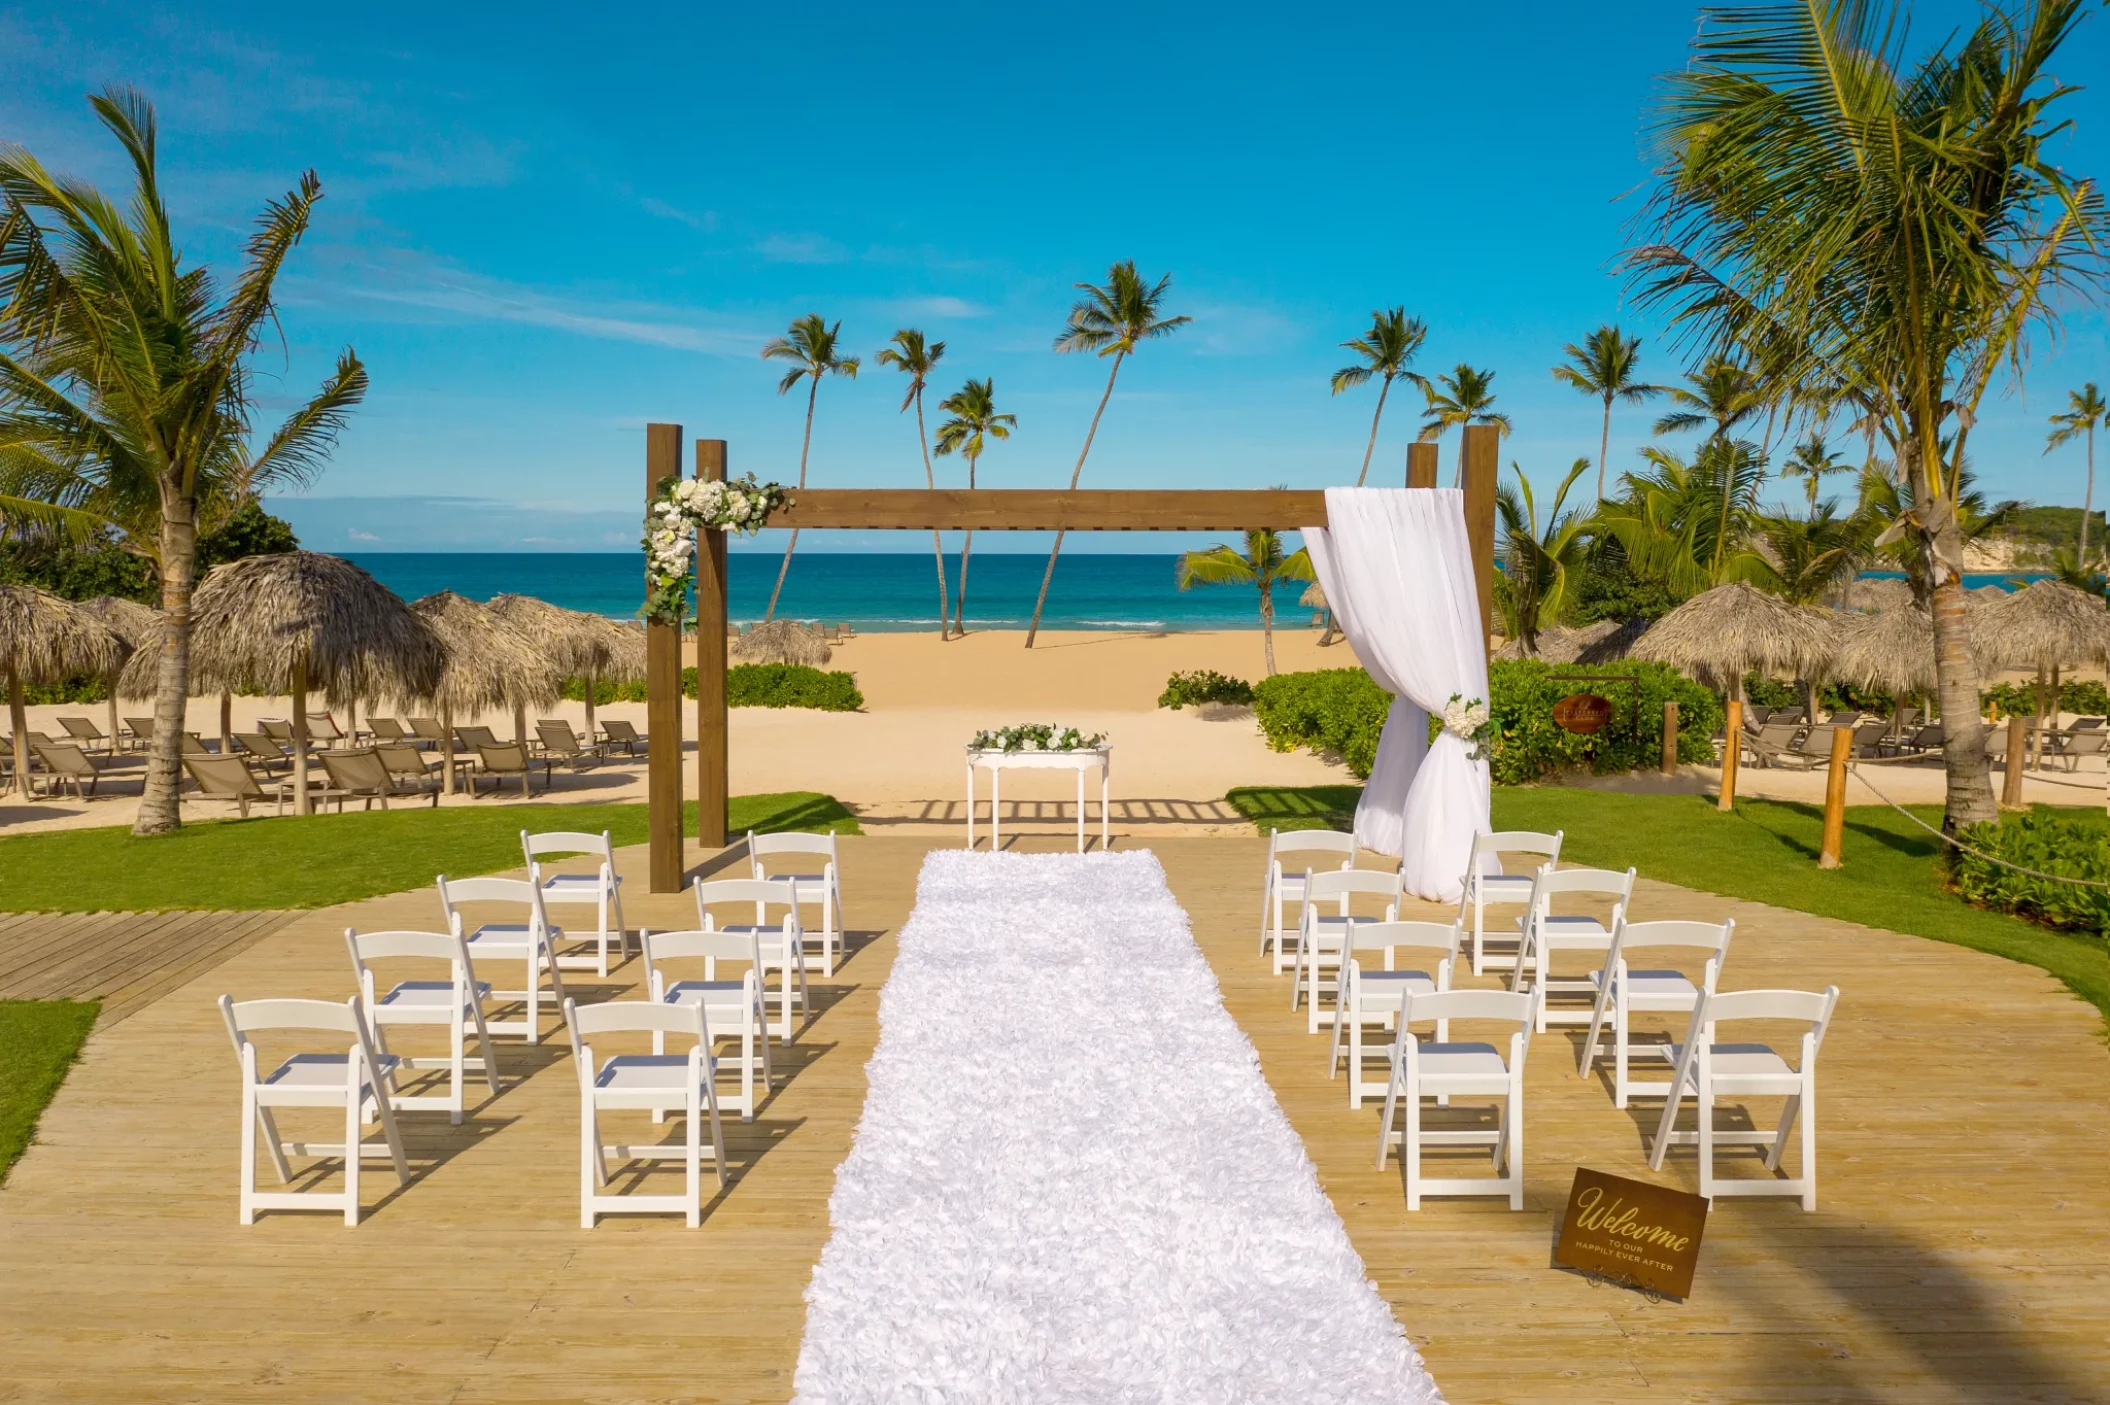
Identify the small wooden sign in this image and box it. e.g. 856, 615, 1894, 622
1551, 692, 1614, 735
1553, 1168, 1708, 1299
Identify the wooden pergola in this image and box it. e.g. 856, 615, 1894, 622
641, 424, 1501, 892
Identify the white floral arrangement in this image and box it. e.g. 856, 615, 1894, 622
642, 474, 789, 622
970, 723, 1109, 754
1441, 693, 1497, 762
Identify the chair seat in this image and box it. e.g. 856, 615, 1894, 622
262, 1051, 400, 1091
1515, 914, 1612, 945
763, 872, 830, 890
1668, 1041, 1800, 1089
1360, 968, 1435, 986
1588, 969, 1701, 1003
664, 979, 755, 1011
594, 1054, 711, 1093
465, 922, 564, 951
376, 979, 492, 1015
540, 874, 620, 900
1404, 1041, 1513, 1093
1474, 875, 1535, 902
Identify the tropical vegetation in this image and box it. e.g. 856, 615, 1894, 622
933, 377, 1015, 637
876, 329, 953, 637
760, 313, 859, 623
1331, 308, 1429, 486
1175, 527, 1313, 675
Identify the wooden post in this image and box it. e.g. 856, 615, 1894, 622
290, 656, 310, 816
1718, 699, 1741, 810
1460, 425, 1498, 656
1660, 700, 1679, 776
646, 423, 684, 893
2001, 712, 2029, 809
1406, 442, 1438, 489
695, 439, 730, 850
1817, 725, 1852, 869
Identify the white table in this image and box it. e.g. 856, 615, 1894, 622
965, 746, 1111, 853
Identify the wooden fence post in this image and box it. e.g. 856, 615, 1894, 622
1660, 700, 1679, 776
1718, 699, 1741, 810
1460, 426, 1498, 657
2001, 712, 2029, 809
1818, 725, 1852, 869
645, 423, 684, 893
695, 439, 730, 850
1406, 442, 1438, 489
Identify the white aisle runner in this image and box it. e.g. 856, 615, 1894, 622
793, 850, 1445, 1404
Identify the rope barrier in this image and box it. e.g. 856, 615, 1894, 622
1842, 761, 2110, 892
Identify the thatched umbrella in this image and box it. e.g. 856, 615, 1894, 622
1826, 594, 2001, 696
1844, 577, 1917, 612
1630, 582, 1832, 698
487, 594, 647, 745
0, 586, 126, 798
732, 618, 832, 668
1974, 580, 2110, 764
189, 552, 444, 815
411, 592, 561, 794
1494, 618, 1628, 665
81, 596, 158, 753
1299, 581, 1327, 610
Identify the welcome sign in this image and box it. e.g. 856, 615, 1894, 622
1553, 1168, 1708, 1299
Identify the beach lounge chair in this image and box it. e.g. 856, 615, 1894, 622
375, 742, 439, 789
30, 741, 108, 799
184, 754, 289, 818
259, 718, 293, 746
455, 724, 503, 752
1752, 722, 1804, 767
368, 718, 411, 745
472, 741, 553, 796
307, 713, 347, 749
1902, 721, 1945, 754
56, 716, 111, 753
1745, 704, 1774, 726
1849, 718, 1892, 758
598, 718, 644, 757
2056, 729, 2107, 771
123, 716, 156, 751
406, 716, 447, 750
182, 731, 214, 757
320, 750, 439, 810
535, 720, 605, 769
233, 732, 290, 773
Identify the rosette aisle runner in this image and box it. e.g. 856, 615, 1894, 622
793, 850, 1445, 1404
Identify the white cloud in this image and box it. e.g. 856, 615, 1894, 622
756, 232, 850, 264
347, 528, 381, 542
879, 294, 990, 320
642, 197, 719, 232
1185, 299, 1302, 357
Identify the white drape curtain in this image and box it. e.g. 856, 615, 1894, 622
1303, 488, 1491, 903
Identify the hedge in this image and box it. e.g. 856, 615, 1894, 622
1948, 810, 2110, 937
1159, 669, 1255, 709
1983, 679, 2110, 720
559, 665, 863, 711
1252, 660, 1722, 784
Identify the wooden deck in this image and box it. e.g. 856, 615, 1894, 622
0, 835, 2104, 1403
0, 909, 300, 1025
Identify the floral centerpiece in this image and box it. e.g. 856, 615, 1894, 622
642, 473, 790, 623
1441, 694, 1497, 762
970, 723, 1109, 754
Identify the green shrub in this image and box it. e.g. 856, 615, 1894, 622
19, 674, 108, 705
1948, 810, 2110, 936
1983, 679, 2110, 720
1742, 672, 1897, 717
1252, 660, 1722, 784
559, 676, 650, 704
723, 663, 863, 711
1158, 669, 1255, 709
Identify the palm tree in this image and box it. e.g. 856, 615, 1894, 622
1652, 357, 1763, 442
933, 378, 1015, 637
2046, 383, 2105, 561
1026, 261, 1189, 648
1596, 440, 1779, 598
1330, 308, 1429, 486
876, 329, 952, 637
1494, 458, 1594, 654
760, 314, 859, 622
1625, 0, 2104, 830
1759, 502, 1866, 605
1781, 433, 1852, 519
0, 87, 365, 836
1552, 326, 1661, 499
1176, 528, 1313, 676
1417, 364, 1511, 484
1856, 461, 2019, 607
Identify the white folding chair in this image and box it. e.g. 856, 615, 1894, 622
436, 871, 572, 1043
217, 995, 409, 1226
344, 928, 503, 1125
1291, 867, 1402, 1034
565, 998, 728, 1228
1649, 987, 1840, 1211
1579, 915, 1733, 1108
524, 830, 631, 978
748, 829, 844, 978
1328, 919, 1457, 1108
695, 877, 808, 1041
1259, 829, 1356, 973
1510, 864, 1637, 1032
1456, 829, 1563, 975
1374, 988, 1536, 1210
643, 921, 773, 1121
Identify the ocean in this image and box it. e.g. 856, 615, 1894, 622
340, 552, 2046, 632
341, 551, 1303, 631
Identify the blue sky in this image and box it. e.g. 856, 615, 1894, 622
2, 0, 2106, 553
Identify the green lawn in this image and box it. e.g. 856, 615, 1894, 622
1229, 785, 2109, 1023
1, 1000, 98, 1183
0, 793, 857, 913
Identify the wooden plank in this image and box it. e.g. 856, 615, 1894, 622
694, 438, 730, 851
1406, 442, 1439, 489
645, 422, 684, 893
769, 488, 1330, 532
1461, 425, 1499, 653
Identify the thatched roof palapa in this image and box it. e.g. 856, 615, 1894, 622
1629, 582, 1831, 692
187, 552, 444, 703
1972, 580, 2110, 673
0, 585, 127, 684
1494, 618, 1646, 666
486, 593, 647, 683
733, 619, 832, 668
1299, 581, 1328, 610
410, 591, 562, 715
1826, 594, 1999, 694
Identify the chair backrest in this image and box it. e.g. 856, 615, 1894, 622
344, 927, 476, 1002
1983, 725, 2008, 755
369, 718, 409, 742
407, 716, 446, 741
259, 718, 292, 741
1797, 725, 1843, 754
375, 742, 430, 777
1606, 915, 1732, 992
1690, 986, 1840, 1067
1757, 722, 1799, 749
2072, 716, 2106, 731
642, 926, 762, 984
1827, 710, 1862, 730
58, 716, 102, 741
32, 741, 94, 776
694, 877, 801, 932
437, 870, 552, 935
1304, 866, 1403, 906
1912, 722, 1946, 747
2066, 731, 2107, 757
1270, 829, 1357, 860
1404, 987, 1535, 1028
125, 715, 156, 739
1746, 704, 1773, 725
524, 829, 613, 867
321, 750, 393, 793
1851, 719, 1888, 742
601, 719, 640, 741
565, 996, 707, 1043
218, 994, 384, 1085
455, 724, 499, 747
1529, 864, 1636, 908
475, 741, 528, 772
307, 713, 344, 741
234, 732, 281, 760
536, 720, 583, 750
181, 731, 212, 756
1346, 919, 1459, 959
748, 830, 838, 876
1469, 829, 1563, 876
184, 754, 265, 798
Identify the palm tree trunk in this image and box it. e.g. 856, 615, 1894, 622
1597, 398, 1612, 501
291, 656, 311, 817
1026, 352, 1127, 648
135, 482, 198, 835
2082, 424, 2095, 563
9, 669, 28, 800
1928, 507, 1998, 829
766, 377, 820, 624
914, 389, 952, 639
954, 455, 978, 637
441, 699, 456, 796
1355, 375, 1392, 487
583, 666, 598, 745
1259, 580, 1276, 676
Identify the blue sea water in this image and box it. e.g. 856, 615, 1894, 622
340, 551, 1303, 631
